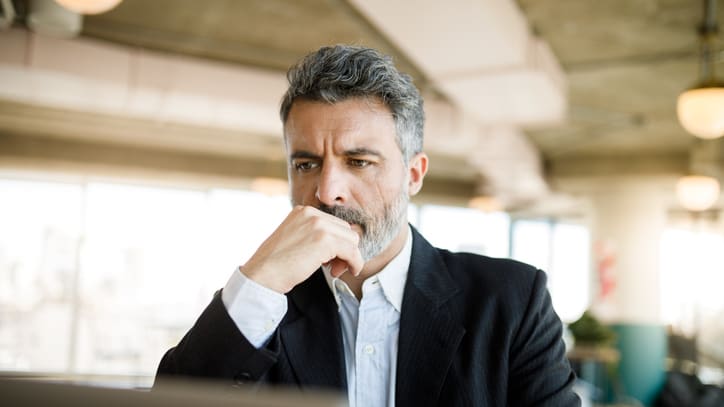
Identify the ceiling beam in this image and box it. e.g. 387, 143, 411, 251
547, 153, 689, 179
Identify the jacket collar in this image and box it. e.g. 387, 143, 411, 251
395, 226, 466, 406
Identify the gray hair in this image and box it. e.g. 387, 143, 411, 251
279, 45, 424, 162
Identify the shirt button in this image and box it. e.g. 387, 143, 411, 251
264, 320, 274, 331
363, 344, 375, 355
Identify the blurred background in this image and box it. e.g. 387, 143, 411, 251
1, 0, 723, 405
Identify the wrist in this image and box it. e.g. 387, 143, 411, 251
239, 265, 290, 294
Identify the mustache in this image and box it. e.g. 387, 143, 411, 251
317, 204, 368, 233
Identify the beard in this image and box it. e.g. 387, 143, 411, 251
308, 190, 408, 262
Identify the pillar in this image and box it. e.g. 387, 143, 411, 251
585, 177, 670, 406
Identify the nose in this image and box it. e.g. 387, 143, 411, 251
315, 162, 348, 206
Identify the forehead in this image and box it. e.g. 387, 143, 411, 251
283, 98, 398, 149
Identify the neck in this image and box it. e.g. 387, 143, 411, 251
339, 223, 409, 299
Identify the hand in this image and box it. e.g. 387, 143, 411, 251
240, 205, 364, 294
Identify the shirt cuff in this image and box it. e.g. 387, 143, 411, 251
221, 267, 288, 348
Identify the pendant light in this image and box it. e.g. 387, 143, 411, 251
676, 0, 724, 139
54, 0, 122, 15
676, 175, 720, 212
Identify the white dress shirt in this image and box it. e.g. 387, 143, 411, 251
221, 226, 412, 407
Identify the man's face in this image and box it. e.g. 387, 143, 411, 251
284, 97, 424, 261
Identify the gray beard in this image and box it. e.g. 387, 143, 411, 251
303, 192, 408, 262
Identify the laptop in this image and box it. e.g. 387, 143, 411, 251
1, 377, 347, 407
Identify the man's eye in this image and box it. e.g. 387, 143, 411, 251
349, 159, 371, 168
294, 161, 318, 172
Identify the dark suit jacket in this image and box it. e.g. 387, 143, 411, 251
156, 227, 580, 406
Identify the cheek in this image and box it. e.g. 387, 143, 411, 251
289, 179, 311, 205
369, 170, 406, 206
379, 165, 408, 195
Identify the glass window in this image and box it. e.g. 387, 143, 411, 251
76, 182, 212, 375
660, 227, 724, 326
0, 174, 591, 382
0, 179, 84, 372
510, 219, 590, 322
0, 176, 292, 383
417, 205, 510, 257
511, 219, 552, 270
660, 226, 724, 360
550, 223, 590, 322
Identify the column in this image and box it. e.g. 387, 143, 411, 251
585, 176, 671, 406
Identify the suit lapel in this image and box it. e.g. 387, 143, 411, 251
280, 270, 347, 390
396, 228, 466, 406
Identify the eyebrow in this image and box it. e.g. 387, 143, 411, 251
290, 151, 320, 160
289, 148, 383, 160
344, 148, 382, 157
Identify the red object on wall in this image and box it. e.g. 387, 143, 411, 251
595, 241, 617, 300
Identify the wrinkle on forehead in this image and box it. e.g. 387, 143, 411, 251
283, 98, 397, 155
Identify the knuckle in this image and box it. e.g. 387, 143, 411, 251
308, 215, 325, 230
309, 228, 327, 244
300, 205, 316, 216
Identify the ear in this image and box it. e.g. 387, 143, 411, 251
407, 152, 428, 196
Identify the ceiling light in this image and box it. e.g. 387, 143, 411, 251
54, 0, 122, 15
676, 0, 724, 139
678, 87, 724, 139
676, 175, 720, 212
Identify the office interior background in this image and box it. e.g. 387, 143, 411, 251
1, 0, 724, 405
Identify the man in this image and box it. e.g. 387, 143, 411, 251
156, 45, 580, 406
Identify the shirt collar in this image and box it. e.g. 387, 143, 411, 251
323, 225, 412, 313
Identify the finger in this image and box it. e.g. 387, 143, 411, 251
333, 238, 364, 277
294, 205, 364, 275
347, 254, 364, 276
296, 205, 353, 230
328, 258, 349, 278
322, 234, 361, 277
307, 211, 361, 257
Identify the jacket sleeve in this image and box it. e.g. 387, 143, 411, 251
154, 290, 280, 386
507, 269, 581, 406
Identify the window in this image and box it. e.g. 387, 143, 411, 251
0, 174, 592, 384
415, 204, 509, 257
660, 226, 724, 366
0, 179, 84, 373
0, 176, 291, 384
510, 219, 590, 322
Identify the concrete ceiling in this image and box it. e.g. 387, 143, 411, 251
519, 0, 712, 157
1, 0, 724, 211
80, 0, 428, 82
76, 0, 722, 157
